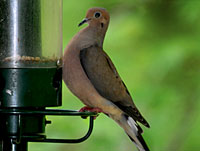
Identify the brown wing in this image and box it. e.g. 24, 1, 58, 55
80, 45, 150, 128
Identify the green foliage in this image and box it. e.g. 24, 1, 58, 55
30, 0, 200, 151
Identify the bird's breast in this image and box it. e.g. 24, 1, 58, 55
62, 48, 103, 107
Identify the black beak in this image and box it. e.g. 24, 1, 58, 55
78, 18, 90, 27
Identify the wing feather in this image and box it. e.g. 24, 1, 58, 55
80, 45, 149, 128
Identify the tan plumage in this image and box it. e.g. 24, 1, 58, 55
63, 7, 150, 151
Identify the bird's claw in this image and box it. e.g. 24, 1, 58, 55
79, 106, 102, 119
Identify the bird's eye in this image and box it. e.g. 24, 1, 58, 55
94, 12, 101, 18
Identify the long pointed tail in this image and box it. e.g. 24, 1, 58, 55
111, 114, 150, 151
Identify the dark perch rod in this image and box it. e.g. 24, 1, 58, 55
30, 116, 95, 143
0, 109, 97, 144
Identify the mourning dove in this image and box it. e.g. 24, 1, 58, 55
63, 7, 150, 151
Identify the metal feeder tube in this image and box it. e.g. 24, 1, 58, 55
0, 1, 96, 151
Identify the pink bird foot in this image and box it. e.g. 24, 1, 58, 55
79, 106, 103, 119
79, 106, 103, 113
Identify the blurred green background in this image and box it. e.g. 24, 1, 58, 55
30, 0, 200, 151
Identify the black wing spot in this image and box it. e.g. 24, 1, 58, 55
106, 58, 112, 70
106, 58, 119, 79
122, 81, 130, 96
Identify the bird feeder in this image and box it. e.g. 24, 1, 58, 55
0, 1, 96, 151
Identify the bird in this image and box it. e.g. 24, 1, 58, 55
63, 7, 150, 151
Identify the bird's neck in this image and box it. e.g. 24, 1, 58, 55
80, 26, 107, 48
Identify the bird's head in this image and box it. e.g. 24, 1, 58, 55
78, 7, 110, 30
